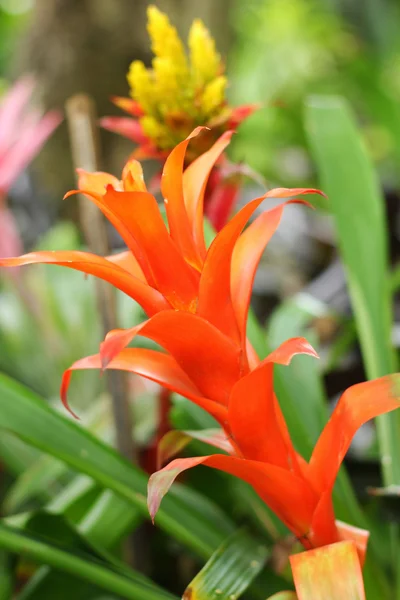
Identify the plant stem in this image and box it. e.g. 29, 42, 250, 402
65, 94, 134, 463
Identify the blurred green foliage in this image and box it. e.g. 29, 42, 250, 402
229, 0, 400, 188
0, 4, 30, 79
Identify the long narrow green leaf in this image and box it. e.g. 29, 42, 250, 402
305, 95, 400, 486
183, 529, 269, 600
0, 551, 13, 600
15, 477, 140, 598
0, 522, 176, 600
0, 373, 233, 559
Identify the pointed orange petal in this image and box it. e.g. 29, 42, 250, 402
309, 375, 400, 494
231, 201, 308, 345
97, 187, 199, 310
157, 429, 233, 469
228, 338, 318, 469
290, 541, 366, 600
228, 363, 291, 468
100, 311, 242, 405
76, 169, 121, 195
122, 159, 147, 192
161, 128, 204, 269
198, 190, 321, 346
259, 337, 319, 367
148, 454, 317, 535
105, 250, 146, 281
110, 96, 144, 117
64, 188, 155, 286
183, 131, 233, 258
61, 348, 227, 423
0, 251, 168, 315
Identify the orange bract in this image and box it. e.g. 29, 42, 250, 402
290, 540, 366, 600
0, 127, 321, 369
2, 127, 385, 562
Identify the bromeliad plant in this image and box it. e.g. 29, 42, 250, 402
2, 128, 400, 572
101, 5, 259, 231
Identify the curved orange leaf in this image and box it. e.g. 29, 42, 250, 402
309, 375, 400, 494
100, 311, 242, 405
198, 190, 322, 347
64, 188, 155, 286
183, 131, 233, 258
231, 200, 309, 344
61, 348, 227, 423
76, 187, 199, 310
161, 128, 204, 269
148, 454, 317, 536
157, 429, 234, 469
0, 251, 168, 316
77, 169, 121, 195
106, 250, 146, 281
228, 338, 318, 469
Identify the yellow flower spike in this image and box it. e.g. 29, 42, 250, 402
201, 75, 227, 115
127, 61, 155, 114
140, 115, 172, 149
189, 19, 222, 87
152, 56, 189, 116
111, 5, 258, 157
147, 5, 187, 71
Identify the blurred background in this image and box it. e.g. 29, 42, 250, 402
1, 0, 400, 596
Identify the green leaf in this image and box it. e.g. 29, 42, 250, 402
183, 529, 269, 600
4, 454, 69, 513
305, 95, 400, 486
0, 372, 233, 559
16, 474, 140, 598
77, 489, 141, 549
0, 551, 13, 600
0, 519, 176, 600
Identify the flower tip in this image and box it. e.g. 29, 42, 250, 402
298, 338, 320, 360
60, 378, 80, 421
187, 125, 209, 140
63, 190, 78, 201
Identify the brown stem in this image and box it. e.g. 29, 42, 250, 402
65, 94, 134, 462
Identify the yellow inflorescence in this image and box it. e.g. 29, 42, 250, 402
127, 5, 227, 150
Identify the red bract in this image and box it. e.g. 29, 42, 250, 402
101, 98, 259, 163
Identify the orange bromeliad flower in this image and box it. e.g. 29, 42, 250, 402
1, 128, 398, 563
0, 126, 318, 381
